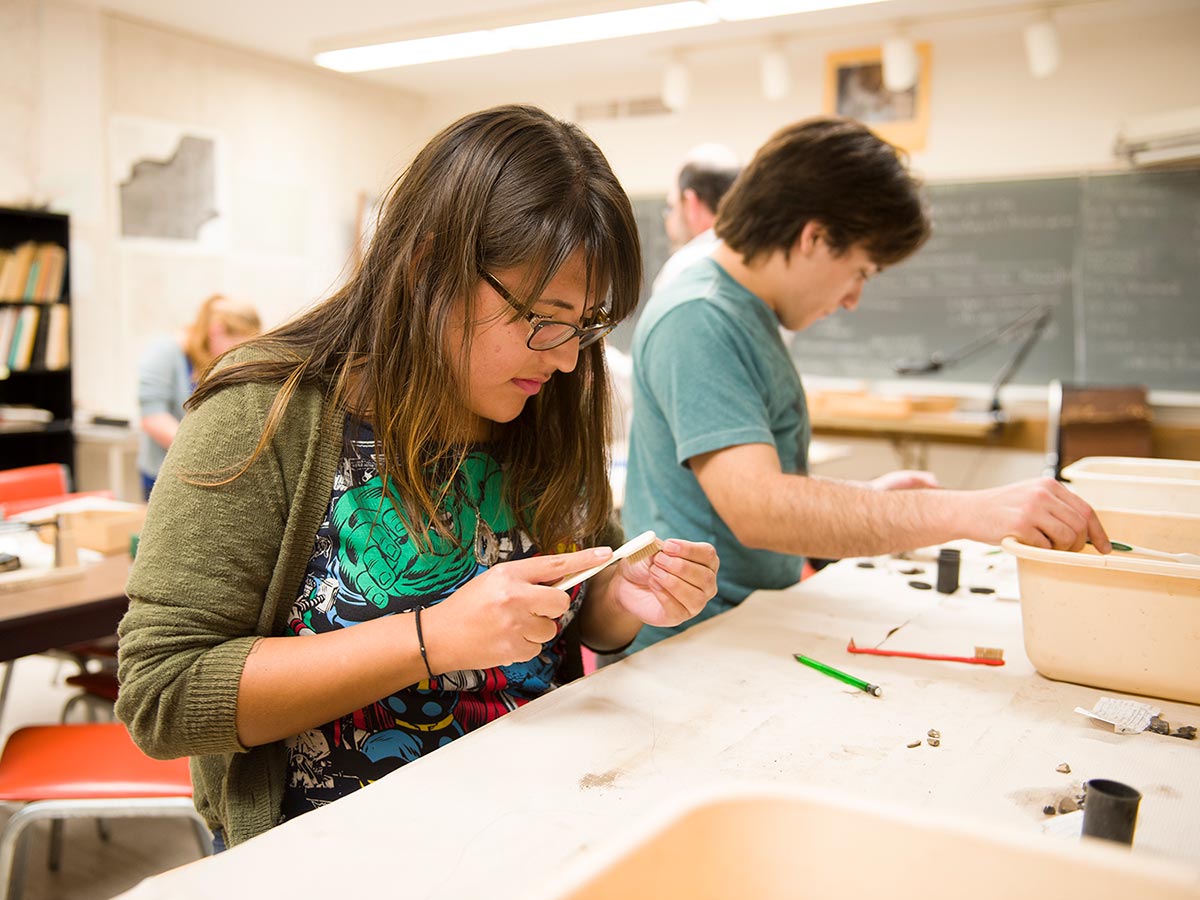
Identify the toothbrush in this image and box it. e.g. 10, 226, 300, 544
847, 638, 1005, 666
551, 530, 664, 591
1108, 541, 1200, 565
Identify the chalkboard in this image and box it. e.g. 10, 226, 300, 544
608, 195, 672, 354
788, 169, 1200, 393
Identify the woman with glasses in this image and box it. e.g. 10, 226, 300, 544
116, 104, 719, 849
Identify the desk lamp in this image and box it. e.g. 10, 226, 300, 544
892, 305, 1053, 423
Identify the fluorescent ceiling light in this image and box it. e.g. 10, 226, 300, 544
315, 0, 892, 73
315, 31, 508, 72
706, 0, 889, 21
497, 2, 718, 50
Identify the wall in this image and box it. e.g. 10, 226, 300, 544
415, 1, 1200, 489
5, 1, 1198, 494
0, 0, 425, 425
418, 3, 1200, 190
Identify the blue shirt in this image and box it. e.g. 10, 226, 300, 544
623, 258, 810, 652
137, 335, 194, 479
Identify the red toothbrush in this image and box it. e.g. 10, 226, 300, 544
847, 638, 1004, 666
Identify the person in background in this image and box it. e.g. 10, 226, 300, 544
607, 144, 741, 466
653, 143, 741, 294
136, 294, 261, 498
622, 116, 1108, 656
117, 105, 719, 850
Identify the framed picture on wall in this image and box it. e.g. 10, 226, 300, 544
824, 44, 931, 152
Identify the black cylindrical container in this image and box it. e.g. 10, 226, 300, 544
936, 548, 960, 594
1081, 779, 1141, 845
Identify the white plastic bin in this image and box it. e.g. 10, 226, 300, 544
1062, 456, 1200, 514
534, 787, 1200, 900
1003, 506, 1200, 703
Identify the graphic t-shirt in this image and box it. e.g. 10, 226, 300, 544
281, 420, 582, 819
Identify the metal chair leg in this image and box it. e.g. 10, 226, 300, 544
0, 797, 208, 898
47, 818, 63, 872
0, 805, 39, 900
190, 816, 214, 856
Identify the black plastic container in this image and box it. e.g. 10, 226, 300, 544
936, 548, 961, 594
1081, 779, 1141, 845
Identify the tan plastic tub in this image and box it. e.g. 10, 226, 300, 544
1003, 506, 1200, 703
534, 787, 1200, 900
1062, 456, 1200, 514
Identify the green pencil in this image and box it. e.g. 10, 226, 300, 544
794, 653, 882, 697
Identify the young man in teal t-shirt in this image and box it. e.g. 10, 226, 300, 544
623, 117, 1110, 655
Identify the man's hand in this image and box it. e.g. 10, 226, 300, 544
963, 478, 1110, 552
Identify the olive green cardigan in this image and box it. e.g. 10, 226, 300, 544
117, 374, 343, 846
117, 369, 615, 846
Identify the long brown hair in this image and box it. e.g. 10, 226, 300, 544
189, 105, 642, 551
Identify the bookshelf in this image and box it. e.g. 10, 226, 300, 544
0, 207, 73, 474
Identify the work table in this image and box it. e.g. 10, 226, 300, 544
120, 543, 1200, 898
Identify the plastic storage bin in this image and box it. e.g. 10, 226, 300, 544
1003, 506, 1200, 703
1062, 456, 1200, 514
534, 787, 1200, 900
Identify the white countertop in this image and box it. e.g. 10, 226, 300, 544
119, 542, 1200, 899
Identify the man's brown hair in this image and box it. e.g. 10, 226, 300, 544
716, 116, 930, 268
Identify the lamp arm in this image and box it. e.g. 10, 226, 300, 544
934, 305, 1050, 370
989, 307, 1052, 414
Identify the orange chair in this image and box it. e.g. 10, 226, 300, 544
0, 465, 69, 505
0, 723, 211, 897
0, 462, 113, 518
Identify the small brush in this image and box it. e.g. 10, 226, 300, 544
551, 530, 663, 591
847, 638, 1005, 666
1107, 541, 1200, 565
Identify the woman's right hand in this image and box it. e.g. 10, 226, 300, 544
421, 546, 613, 673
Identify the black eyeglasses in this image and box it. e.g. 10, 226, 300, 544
481, 271, 615, 351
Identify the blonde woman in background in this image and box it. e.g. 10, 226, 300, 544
137, 294, 261, 498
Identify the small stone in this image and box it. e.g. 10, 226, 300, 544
927, 737, 940, 747
1170, 730, 1196, 740
908, 580, 932, 590
856, 561, 876, 569
969, 586, 996, 595
927, 729, 940, 739
1056, 763, 1071, 774
1043, 805, 1056, 816
906, 741, 921, 749
899, 567, 924, 575
1058, 796, 1079, 814
1148, 716, 1171, 735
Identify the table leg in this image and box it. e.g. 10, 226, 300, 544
0, 661, 12, 729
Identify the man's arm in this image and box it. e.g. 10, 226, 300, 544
691, 442, 1109, 558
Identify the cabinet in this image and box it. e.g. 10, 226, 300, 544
0, 207, 73, 474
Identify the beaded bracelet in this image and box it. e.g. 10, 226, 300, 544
414, 605, 434, 680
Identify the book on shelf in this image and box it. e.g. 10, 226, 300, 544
0, 242, 36, 300
22, 258, 41, 300
0, 241, 66, 302
0, 306, 17, 364
0, 404, 54, 432
8, 305, 39, 371
5, 305, 25, 370
32, 244, 66, 301
44, 304, 69, 369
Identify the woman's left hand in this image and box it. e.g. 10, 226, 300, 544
608, 539, 718, 627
